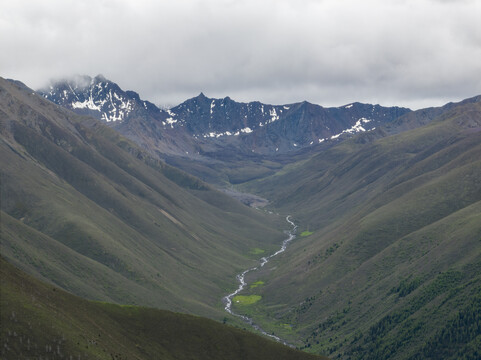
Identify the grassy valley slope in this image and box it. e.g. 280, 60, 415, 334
0, 257, 327, 360
0, 77, 286, 319
234, 97, 481, 358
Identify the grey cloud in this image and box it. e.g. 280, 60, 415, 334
1, 0, 480, 110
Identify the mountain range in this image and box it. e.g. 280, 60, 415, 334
2, 74, 480, 359
40, 75, 411, 155
39, 76, 411, 186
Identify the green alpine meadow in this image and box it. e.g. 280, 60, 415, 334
0, 257, 327, 360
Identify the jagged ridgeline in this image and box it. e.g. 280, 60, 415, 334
38, 75, 411, 185
0, 77, 286, 319
39, 75, 410, 155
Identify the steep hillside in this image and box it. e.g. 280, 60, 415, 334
0, 257, 328, 360
234, 97, 481, 358
0, 77, 285, 319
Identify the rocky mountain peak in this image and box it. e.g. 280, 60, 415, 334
38, 75, 412, 156
39, 75, 154, 123
93, 74, 107, 83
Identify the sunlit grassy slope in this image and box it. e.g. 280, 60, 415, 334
0, 257, 328, 360
237, 96, 481, 358
0, 77, 285, 319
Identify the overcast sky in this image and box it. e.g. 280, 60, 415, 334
2, 0, 480, 109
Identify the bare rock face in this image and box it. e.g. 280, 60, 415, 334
39, 75, 411, 157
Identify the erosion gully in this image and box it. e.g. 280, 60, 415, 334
222, 216, 297, 346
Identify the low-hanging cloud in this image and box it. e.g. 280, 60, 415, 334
1, 0, 480, 109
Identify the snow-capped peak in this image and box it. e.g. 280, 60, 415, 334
40, 75, 139, 122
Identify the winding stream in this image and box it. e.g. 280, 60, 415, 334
222, 216, 297, 345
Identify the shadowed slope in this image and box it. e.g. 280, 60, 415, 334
0, 257, 328, 360
0, 77, 285, 318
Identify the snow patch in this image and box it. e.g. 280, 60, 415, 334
231, 127, 254, 136
330, 118, 372, 139
72, 98, 101, 111
68, 84, 80, 101
119, 99, 133, 111
269, 108, 279, 123
202, 130, 234, 138
163, 109, 179, 127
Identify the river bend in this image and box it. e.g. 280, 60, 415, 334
222, 216, 297, 345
